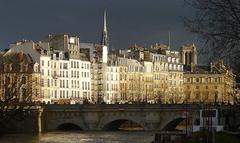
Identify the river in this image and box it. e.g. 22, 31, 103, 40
0, 131, 155, 143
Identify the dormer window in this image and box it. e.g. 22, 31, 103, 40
34, 64, 39, 72
7, 64, 12, 72
25, 64, 28, 72
20, 63, 23, 72
53, 54, 56, 60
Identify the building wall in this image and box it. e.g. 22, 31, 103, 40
166, 51, 184, 103
40, 52, 91, 104
104, 66, 120, 104
183, 72, 235, 103
0, 54, 41, 102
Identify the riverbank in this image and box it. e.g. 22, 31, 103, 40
184, 131, 240, 143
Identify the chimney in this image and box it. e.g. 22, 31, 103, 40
18, 51, 24, 62
190, 63, 194, 72
210, 62, 213, 72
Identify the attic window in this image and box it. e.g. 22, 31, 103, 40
9, 64, 12, 71
25, 64, 28, 72
34, 64, 39, 72
214, 71, 217, 74
196, 71, 199, 74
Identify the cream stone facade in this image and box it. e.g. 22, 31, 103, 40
40, 51, 91, 104
183, 61, 235, 103
166, 50, 184, 103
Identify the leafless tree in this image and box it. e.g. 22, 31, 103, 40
184, 0, 240, 80
0, 75, 36, 133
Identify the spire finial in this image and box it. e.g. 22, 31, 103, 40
101, 9, 109, 48
104, 9, 107, 32
168, 31, 171, 49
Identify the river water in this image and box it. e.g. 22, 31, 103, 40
0, 131, 155, 143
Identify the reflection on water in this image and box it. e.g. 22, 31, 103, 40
0, 131, 155, 143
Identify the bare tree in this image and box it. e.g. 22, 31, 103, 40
0, 74, 36, 133
183, 0, 240, 80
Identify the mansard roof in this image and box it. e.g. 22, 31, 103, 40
0, 52, 38, 73
184, 60, 231, 75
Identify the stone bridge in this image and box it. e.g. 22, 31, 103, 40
42, 104, 203, 131
5, 104, 240, 133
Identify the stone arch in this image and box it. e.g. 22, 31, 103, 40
56, 123, 83, 131
102, 119, 145, 131
162, 117, 185, 131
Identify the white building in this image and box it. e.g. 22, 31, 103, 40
104, 64, 120, 104
40, 51, 91, 104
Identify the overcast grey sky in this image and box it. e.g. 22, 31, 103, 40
0, 0, 198, 51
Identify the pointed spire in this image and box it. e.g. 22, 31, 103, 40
101, 9, 109, 48
168, 31, 171, 49
104, 10, 107, 32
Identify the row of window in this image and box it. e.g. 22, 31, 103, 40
168, 64, 183, 71
107, 74, 119, 81
41, 69, 90, 78
51, 90, 90, 99
186, 85, 218, 90
106, 83, 119, 91
185, 77, 221, 83
71, 61, 90, 69
41, 60, 90, 70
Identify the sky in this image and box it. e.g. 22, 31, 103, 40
0, 0, 199, 52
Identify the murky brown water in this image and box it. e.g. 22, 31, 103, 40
0, 131, 155, 143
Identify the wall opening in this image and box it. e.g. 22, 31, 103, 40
103, 119, 144, 131
56, 123, 83, 131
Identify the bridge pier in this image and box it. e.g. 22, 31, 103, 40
37, 108, 43, 133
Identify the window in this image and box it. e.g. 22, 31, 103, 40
196, 78, 200, 82
42, 60, 44, 66
63, 63, 68, 69
196, 86, 199, 89
205, 78, 208, 83
47, 79, 50, 87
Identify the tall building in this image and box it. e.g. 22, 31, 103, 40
166, 50, 184, 103
104, 60, 120, 104
40, 50, 91, 104
151, 53, 169, 103
180, 44, 197, 66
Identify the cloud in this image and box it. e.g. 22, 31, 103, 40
0, 0, 195, 51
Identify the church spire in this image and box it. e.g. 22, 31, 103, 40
101, 10, 109, 48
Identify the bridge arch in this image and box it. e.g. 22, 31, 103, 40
56, 123, 83, 131
163, 117, 185, 131
102, 119, 145, 131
